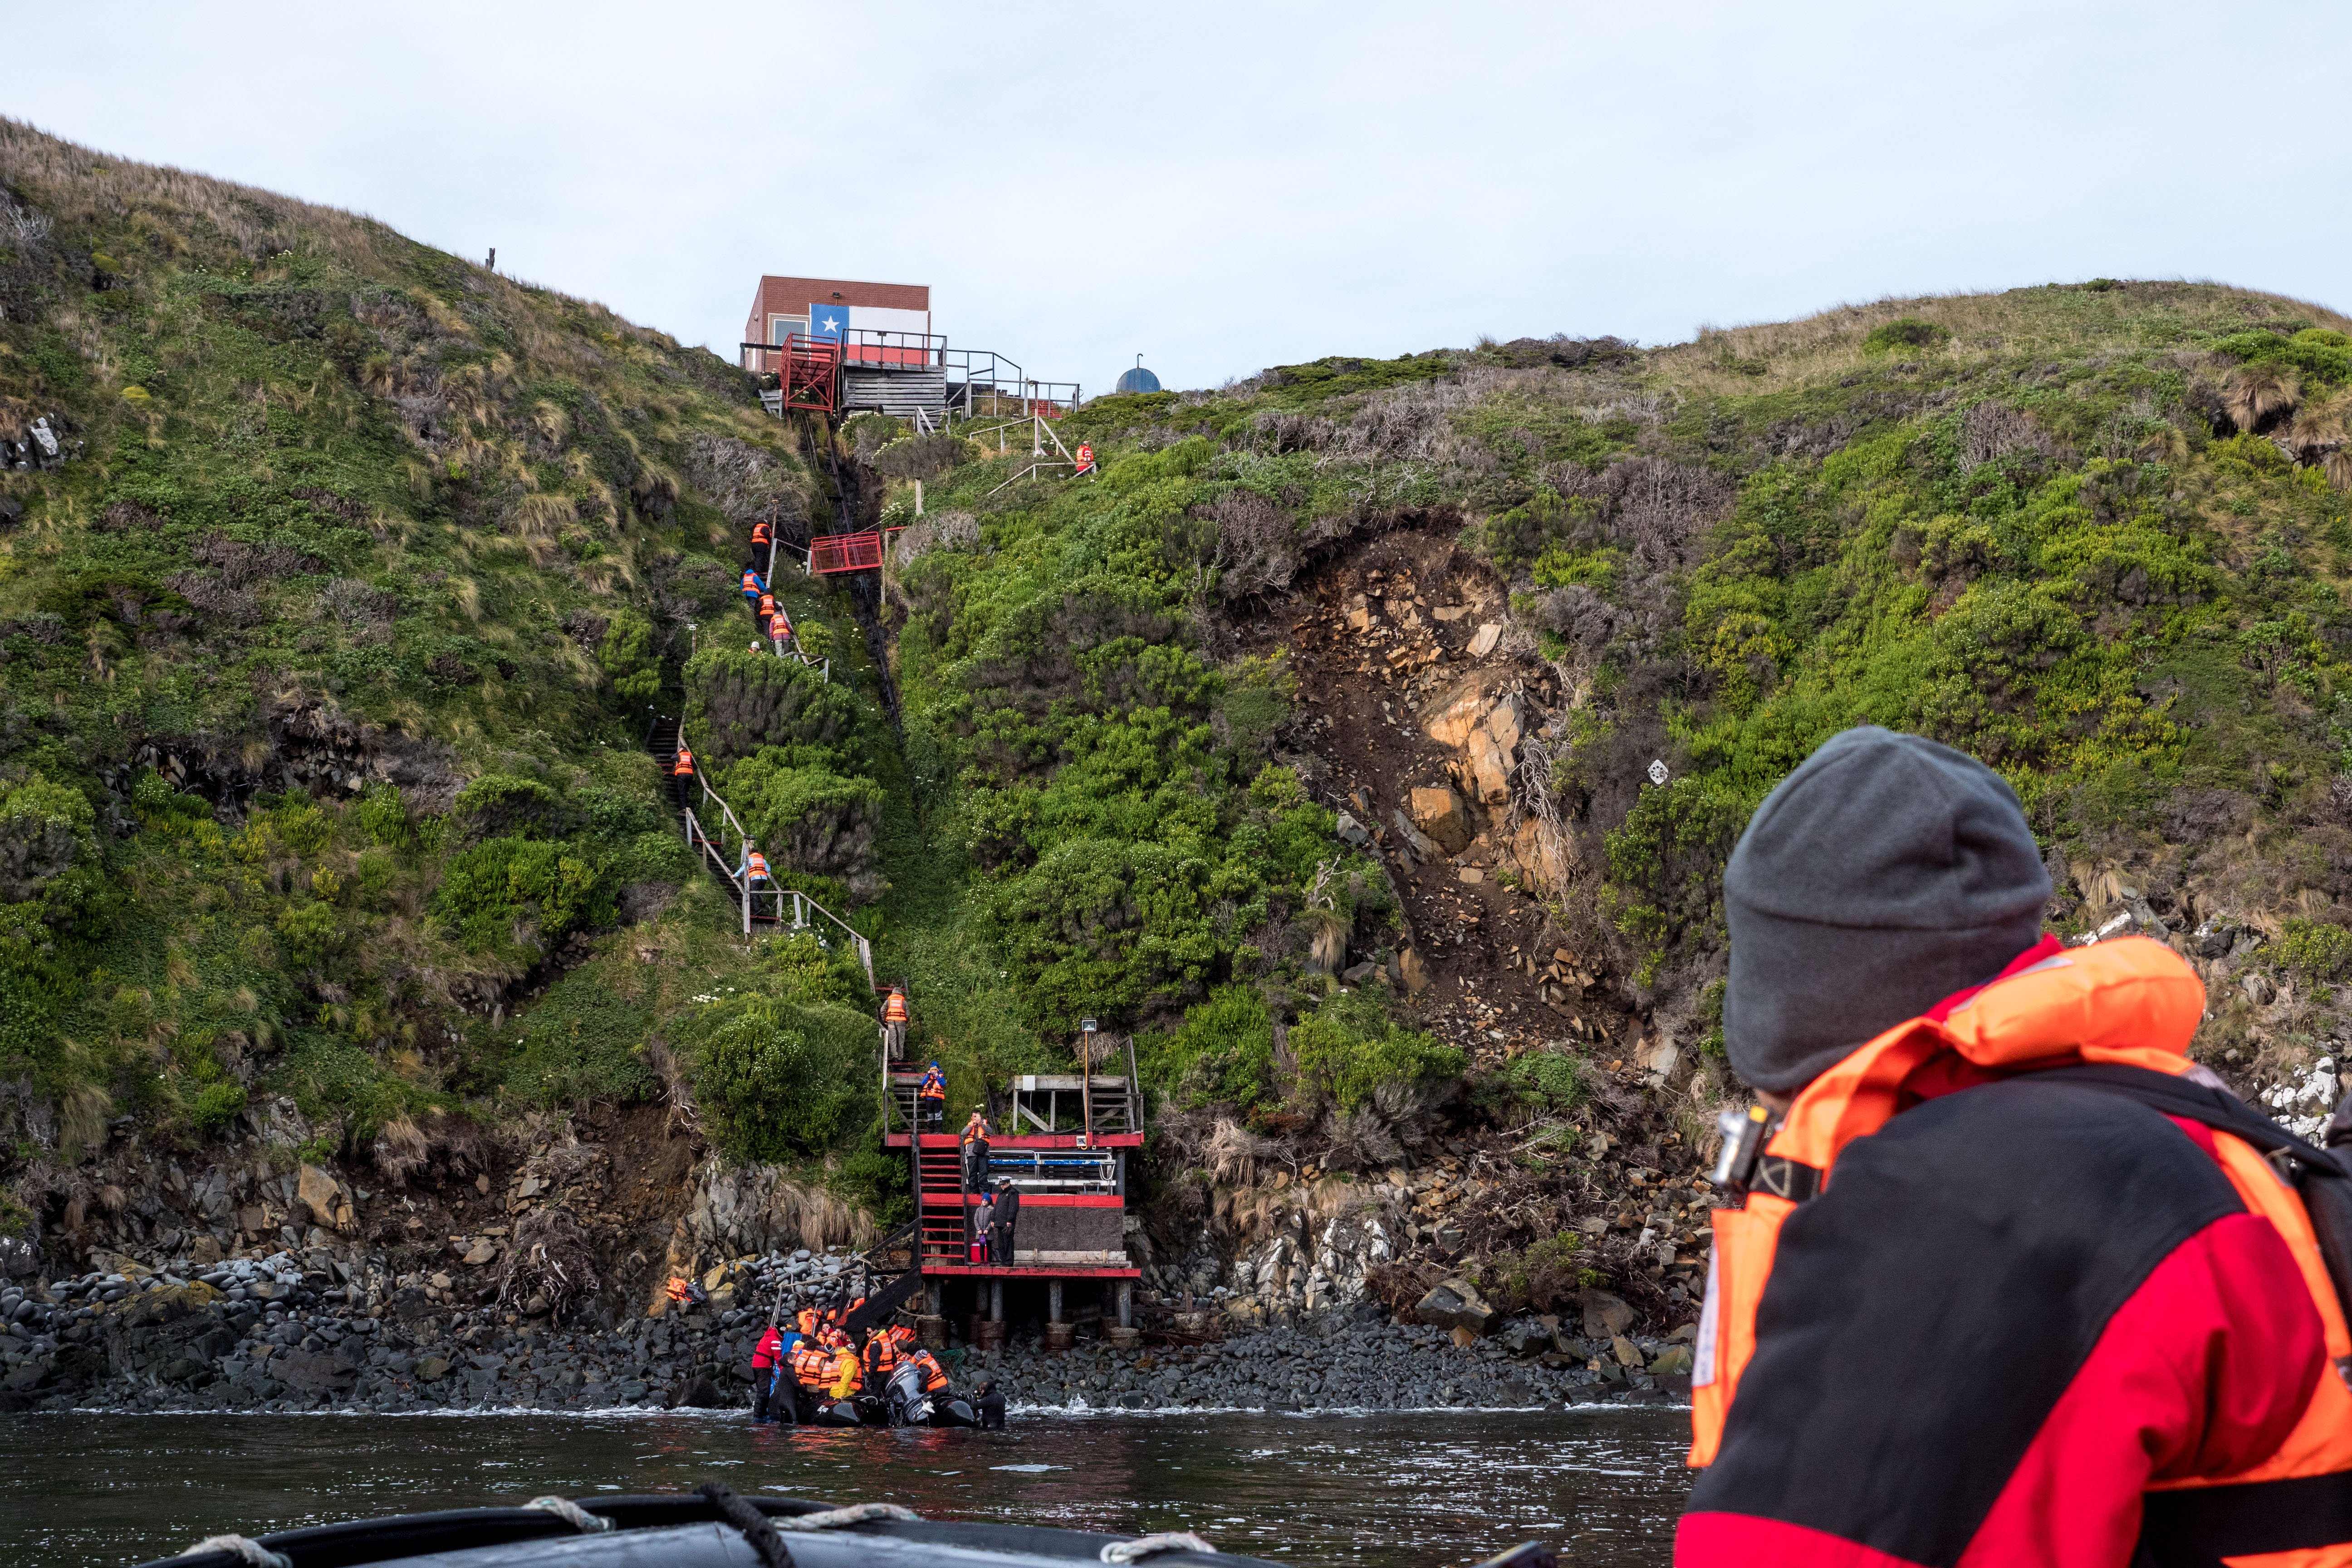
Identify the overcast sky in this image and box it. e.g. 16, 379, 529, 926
10, 1, 2347, 394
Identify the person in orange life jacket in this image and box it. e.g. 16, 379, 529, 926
768, 608, 794, 657
917, 1061, 946, 1131
752, 519, 772, 550
736, 844, 770, 887
1678, 726, 2347, 1568
961, 1109, 992, 1191
904, 1343, 951, 1395
785, 1338, 833, 1420
756, 589, 778, 622
1074, 442, 1096, 476
862, 1322, 903, 1384
750, 1318, 786, 1422
671, 742, 695, 780
740, 567, 765, 611
880, 986, 911, 1061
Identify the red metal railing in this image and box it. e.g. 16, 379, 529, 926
740, 336, 839, 413
809, 530, 885, 574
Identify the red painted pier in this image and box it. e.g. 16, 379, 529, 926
883, 1044, 1144, 1349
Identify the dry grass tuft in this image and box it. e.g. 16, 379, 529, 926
2222, 362, 2302, 432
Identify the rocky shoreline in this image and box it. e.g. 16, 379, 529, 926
2, 1250, 1694, 1416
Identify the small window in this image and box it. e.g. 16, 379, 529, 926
769, 314, 810, 345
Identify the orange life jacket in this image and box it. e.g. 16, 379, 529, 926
745, 850, 768, 882
882, 991, 909, 1024
672, 745, 694, 777
918, 1069, 945, 1102
741, 570, 760, 594
909, 1348, 950, 1393
758, 592, 776, 619
863, 1332, 900, 1382
1077, 444, 1094, 468
753, 521, 772, 545
789, 1342, 833, 1389
769, 611, 792, 641
1688, 936, 2352, 1557
828, 1348, 862, 1397
796, 1308, 818, 1336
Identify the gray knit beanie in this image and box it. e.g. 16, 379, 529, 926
1722, 726, 2050, 1093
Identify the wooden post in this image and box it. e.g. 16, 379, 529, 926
915, 479, 924, 517
1048, 1279, 1063, 1324
1117, 1280, 1133, 1329
929, 1280, 944, 1316
989, 1279, 1003, 1322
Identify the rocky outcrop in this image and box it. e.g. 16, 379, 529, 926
0, 1249, 1696, 1415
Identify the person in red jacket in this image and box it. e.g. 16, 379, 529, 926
1678, 726, 2349, 1568
750, 1319, 784, 1423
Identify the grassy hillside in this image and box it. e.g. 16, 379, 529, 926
863, 278, 2352, 1264
11, 116, 2352, 1313
0, 121, 908, 1237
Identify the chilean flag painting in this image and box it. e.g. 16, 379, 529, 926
807, 304, 847, 341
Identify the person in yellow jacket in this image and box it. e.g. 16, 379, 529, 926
1679, 726, 2352, 1568
825, 1338, 862, 1401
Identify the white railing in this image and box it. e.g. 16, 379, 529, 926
676, 738, 874, 980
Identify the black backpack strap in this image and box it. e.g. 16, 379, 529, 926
2027, 1063, 2345, 1178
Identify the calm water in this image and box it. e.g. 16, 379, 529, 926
0, 1408, 1694, 1567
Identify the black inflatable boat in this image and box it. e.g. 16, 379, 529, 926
136, 1487, 1560, 1568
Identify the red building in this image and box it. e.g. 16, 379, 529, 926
737, 273, 1080, 421
741, 275, 932, 360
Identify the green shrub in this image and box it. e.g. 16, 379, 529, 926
450, 774, 562, 841
190, 1080, 248, 1132
1862, 318, 1951, 354
725, 752, 885, 898
1139, 985, 1277, 1112
0, 775, 103, 931
2211, 329, 2352, 388
2279, 918, 2352, 981
1480, 1049, 1591, 1116
599, 609, 661, 704
684, 645, 861, 768
273, 800, 333, 856
432, 835, 612, 956
274, 902, 343, 966
980, 838, 1237, 1031
688, 993, 874, 1161
1289, 997, 1463, 1113
354, 785, 411, 847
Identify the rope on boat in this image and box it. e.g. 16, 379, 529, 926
776, 1503, 920, 1531
525, 1496, 613, 1533
177, 1537, 291, 1568
697, 1481, 794, 1568
1102, 1532, 1219, 1562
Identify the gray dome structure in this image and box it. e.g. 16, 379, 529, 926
1114, 355, 1161, 395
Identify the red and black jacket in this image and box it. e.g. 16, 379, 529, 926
1681, 936, 2352, 1568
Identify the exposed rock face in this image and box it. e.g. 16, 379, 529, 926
1414, 1278, 1499, 1335
1409, 786, 1471, 855
295, 1165, 356, 1234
